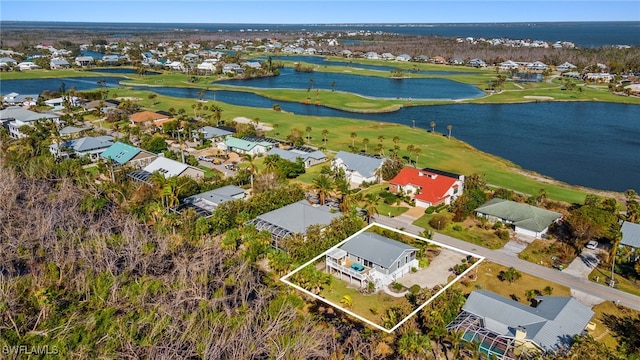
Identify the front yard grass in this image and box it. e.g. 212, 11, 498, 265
518, 239, 578, 268
454, 261, 571, 305
589, 265, 640, 297
319, 274, 409, 325
413, 215, 509, 250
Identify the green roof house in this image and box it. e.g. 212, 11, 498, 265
100, 141, 157, 168
224, 136, 274, 155
475, 198, 562, 238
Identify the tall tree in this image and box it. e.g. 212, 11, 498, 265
430, 121, 436, 134
350, 132, 357, 148
312, 175, 334, 205
447, 124, 453, 139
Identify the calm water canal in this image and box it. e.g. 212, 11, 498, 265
1, 75, 638, 192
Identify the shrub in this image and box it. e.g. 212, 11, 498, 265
492, 221, 503, 230
495, 229, 510, 241
419, 258, 429, 268
425, 206, 436, 214
452, 224, 463, 231
409, 284, 421, 294
391, 282, 403, 291
429, 214, 450, 230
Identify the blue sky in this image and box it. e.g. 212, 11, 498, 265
1, 1, 639, 23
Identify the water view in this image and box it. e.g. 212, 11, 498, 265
217, 67, 484, 100
2, 76, 639, 192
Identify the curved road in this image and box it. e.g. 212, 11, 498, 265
373, 214, 640, 311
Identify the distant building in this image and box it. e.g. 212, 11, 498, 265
0, 106, 60, 139
266, 146, 327, 168
173, 185, 246, 218
128, 157, 204, 184
49, 135, 113, 161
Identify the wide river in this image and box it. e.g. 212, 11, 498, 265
1, 75, 639, 193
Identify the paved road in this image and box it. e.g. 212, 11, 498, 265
373, 214, 640, 311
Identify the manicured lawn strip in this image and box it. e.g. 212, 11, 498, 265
454, 261, 571, 303
413, 215, 508, 249
320, 272, 409, 325
105, 88, 592, 204
589, 266, 640, 297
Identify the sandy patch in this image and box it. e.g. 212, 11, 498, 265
524, 95, 554, 101
116, 97, 142, 101
233, 116, 273, 131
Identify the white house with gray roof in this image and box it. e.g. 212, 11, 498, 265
266, 147, 327, 168
174, 185, 246, 218
0, 106, 60, 139
620, 221, 640, 251
475, 198, 562, 238
247, 200, 340, 249
326, 232, 418, 290
192, 126, 233, 142
447, 290, 594, 359
49, 135, 113, 161
331, 151, 386, 185
128, 156, 204, 184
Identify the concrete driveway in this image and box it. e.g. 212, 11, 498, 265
561, 248, 602, 278
397, 248, 468, 289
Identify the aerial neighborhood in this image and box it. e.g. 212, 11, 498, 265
1, 25, 639, 359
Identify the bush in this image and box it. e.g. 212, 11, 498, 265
429, 214, 450, 230
391, 282, 404, 292
409, 284, 421, 294
452, 224, 463, 231
495, 229, 510, 241
492, 221, 503, 230
425, 206, 436, 214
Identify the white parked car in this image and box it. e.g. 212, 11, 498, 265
585, 240, 598, 250
198, 156, 214, 162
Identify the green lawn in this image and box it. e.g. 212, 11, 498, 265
454, 261, 571, 304
589, 266, 640, 297
413, 214, 509, 250
319, 272, 410, 326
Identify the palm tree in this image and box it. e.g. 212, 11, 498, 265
321, 129, 329, 145
430, 121, 436, 134
331, 81, 336, 92
363, 193, 378, 224
312, 175, 334, 205
242, 153, 257, 190
377, 135, 385, 156
406, 144, 415, 165
413, 147, 422, 167
608, 228, 622, 287
263, 155, 279, 173
350, 132, 357, 148
305, 126, 312, 143
362, 138, 369, 153
447, 124, 453, 139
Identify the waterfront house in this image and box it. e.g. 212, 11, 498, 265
331, 151, 386, 185
0, 57, 17, 69
525, 61, 548, 71
389, 167, 464, 208
266, 146, 327, 168
556, 62, 577, 72
74, 56, 94, 67
247, 199, 340, 248
475, 198, 562, 238
620, 221, 640, 252
50, 59, 70, 69
447, 290, 594, 359
2, 93, 38, 107
468, 58, 487, 68
499, 60, 520, 70
17, 62, 41, 70
326, 232, 418, 290
395, 54, 412, 62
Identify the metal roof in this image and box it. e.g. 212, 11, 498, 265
340, 232, 417, 269
621, 221, 640, 248
100, 141, 144, 164
0, 106, 58, 122
248, 200, 340, 236
333, 151, 386, 178
142, 157, 191, 178
459, 290, 593, 354
266, 147, 326, 163
475, 198, 562, 232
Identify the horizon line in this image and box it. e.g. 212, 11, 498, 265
2, 20, 639, 25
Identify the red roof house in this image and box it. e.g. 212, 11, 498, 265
389, 168, 464, 208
